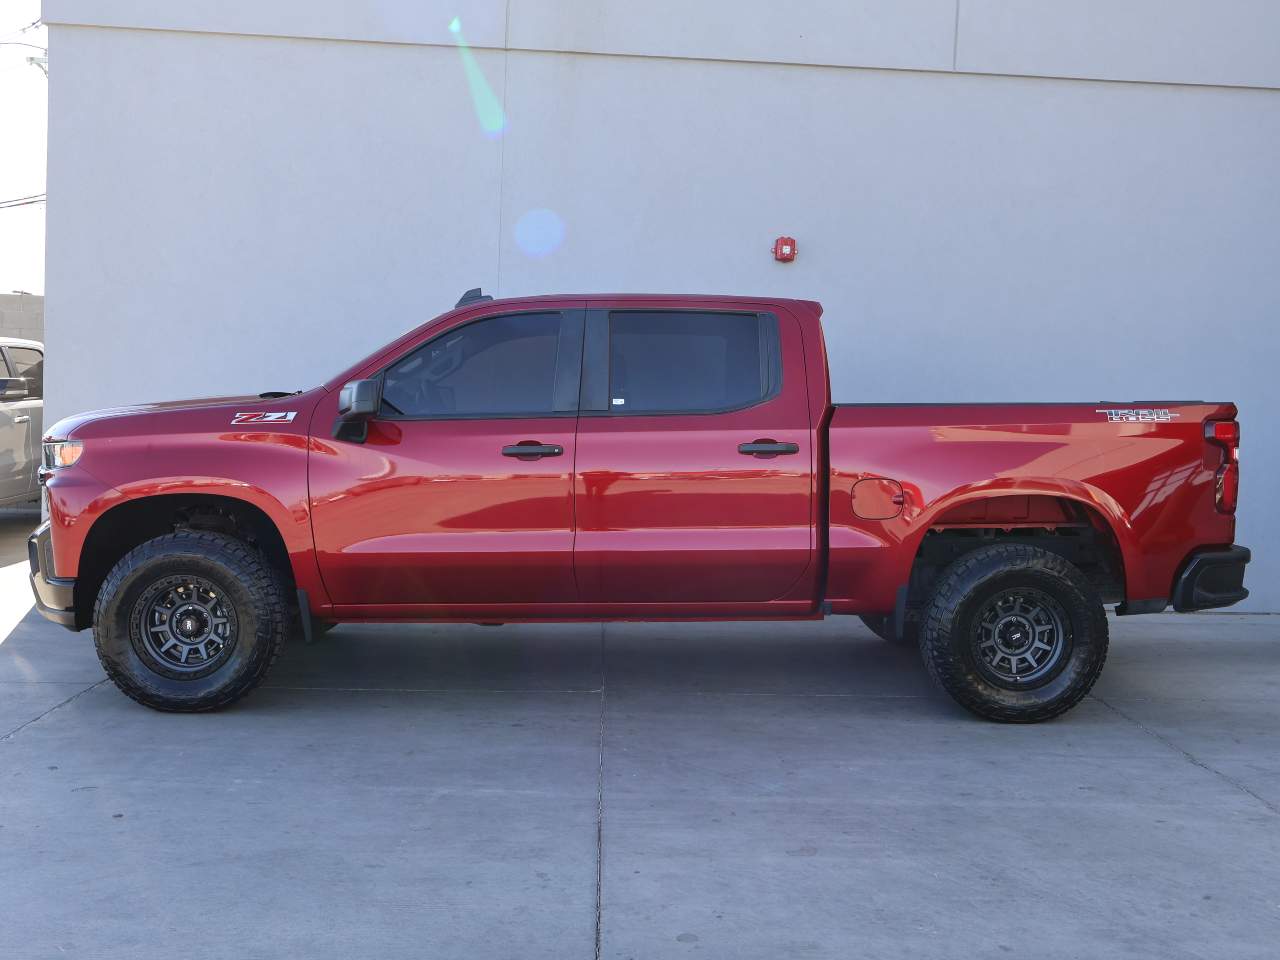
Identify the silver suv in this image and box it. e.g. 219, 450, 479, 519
0, 338, 43, 507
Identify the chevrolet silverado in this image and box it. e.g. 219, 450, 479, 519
30, 292, 1249, 721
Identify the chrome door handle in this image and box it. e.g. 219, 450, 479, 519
13, 416, 29, 424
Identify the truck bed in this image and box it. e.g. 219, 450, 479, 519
824, 401, 1237, 614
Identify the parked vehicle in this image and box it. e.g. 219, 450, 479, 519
30, 293, 1249, 720
0, 337, 43, 508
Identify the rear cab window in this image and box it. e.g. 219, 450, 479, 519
597, 311, 781, 415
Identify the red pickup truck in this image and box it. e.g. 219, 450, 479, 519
30, 292, 1249, 722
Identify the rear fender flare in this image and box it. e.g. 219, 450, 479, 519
902, 477, 1135, 587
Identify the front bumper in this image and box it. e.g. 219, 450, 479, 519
28, 521, 78, 629
1172, 545, 1251, 612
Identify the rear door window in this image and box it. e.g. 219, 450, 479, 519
606, 311, 780, 414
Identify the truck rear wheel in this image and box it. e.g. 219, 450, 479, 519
92, 531, 288, 712
918, 543, 1108, 723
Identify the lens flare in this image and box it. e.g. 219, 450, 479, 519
448, 17, 506, 138
514, 208, 566, 258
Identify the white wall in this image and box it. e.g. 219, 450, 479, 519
43, 3, 1280, 608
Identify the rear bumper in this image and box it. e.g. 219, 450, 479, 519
28, 521, 78, 629
1172, 545, 1251, 612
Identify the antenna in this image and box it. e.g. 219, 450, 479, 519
455, 287, 493, 308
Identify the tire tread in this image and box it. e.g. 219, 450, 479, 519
92, 530, 288, 712
919, 542, 1108, 723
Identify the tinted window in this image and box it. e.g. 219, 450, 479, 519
7, 347, 42, 400
608, 312, 779, 414
382, 313, 563, 417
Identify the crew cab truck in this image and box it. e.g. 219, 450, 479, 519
29, 293, 1250, 722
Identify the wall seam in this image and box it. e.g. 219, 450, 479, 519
952, 0, 961, 71
494, 0, 512, 296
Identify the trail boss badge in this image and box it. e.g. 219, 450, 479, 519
1095, 408, 1179, 423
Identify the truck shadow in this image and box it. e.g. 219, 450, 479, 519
262, 615, 1280, 719
266, 619, 937, 701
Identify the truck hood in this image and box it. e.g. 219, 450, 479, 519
46, 394, 307, 440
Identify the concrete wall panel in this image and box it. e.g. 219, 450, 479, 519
45, 1, 1280, 90
959, 0, 1280, 89
0, 295, 44, 343
43, 0, 507, 49
507, 0, 957, 72
45, 26, 504, 414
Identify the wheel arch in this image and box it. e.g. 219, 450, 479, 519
922, 478, 1129, 533
73, 491, 305, 630
899, 482, 1132, 611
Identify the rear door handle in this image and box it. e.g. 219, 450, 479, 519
502, 442, 563, 459
13, 415, 29, 424
738, 440, 799, 457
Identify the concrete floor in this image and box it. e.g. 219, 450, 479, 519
1, 602, 1277, 960
0, 506, 39, 565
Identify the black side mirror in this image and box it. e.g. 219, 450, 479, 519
333, 379, 382, 442
0, 378, 28, 401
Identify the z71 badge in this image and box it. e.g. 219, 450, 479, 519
231, 411, 297, 425
1095, 408, 1179, 423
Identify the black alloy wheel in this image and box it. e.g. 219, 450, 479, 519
918, 543, 1108, 722
94, 531, 288, 711
133, 575, 240, 678
970, 587, 1068, 688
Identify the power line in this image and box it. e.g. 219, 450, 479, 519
0, 193, 46, 210
0, 17, 41, 38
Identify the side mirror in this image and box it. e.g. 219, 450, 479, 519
0, 378, 28, 401
338, 379, 381, 418
333, 379, 382, 442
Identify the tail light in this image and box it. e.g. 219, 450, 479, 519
1205, 419, 1239, 513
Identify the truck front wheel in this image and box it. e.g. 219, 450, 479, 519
919, 543, 1108, 723
92, 531, 289, 712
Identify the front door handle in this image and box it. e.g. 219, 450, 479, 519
502, 442, 564, 459
13, 415, 30, 424
738, 440, 799, 457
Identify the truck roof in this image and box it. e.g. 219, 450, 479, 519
451, 292, 823, 311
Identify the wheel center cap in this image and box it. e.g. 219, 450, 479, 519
172, 604, 209, 641
995, 616, 1034, 654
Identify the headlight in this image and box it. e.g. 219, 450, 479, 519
42, 440, 84, 469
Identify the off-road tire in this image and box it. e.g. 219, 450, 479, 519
919, 543, 1108, 723
859, 613, 918, 646
93, 531, 289, 712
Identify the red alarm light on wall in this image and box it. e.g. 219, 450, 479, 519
772, 236, 797, 262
